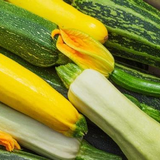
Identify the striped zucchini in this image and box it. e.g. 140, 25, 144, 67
72, 0, 160, 68
0, 0, 69, 67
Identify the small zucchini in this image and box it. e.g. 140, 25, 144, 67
109, 63, 160, 97
0, 0, 69, 67
0, 53, 87, 138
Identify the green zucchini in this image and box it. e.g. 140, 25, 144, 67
56, 63, 160, 123
0, 147, 49, 160
109, 63, 160, 97
56, 63, 160, 160
0, 0, 69, 67
124, 94, 160, 123
72, 0, 160, 68
0, 101, 122, 160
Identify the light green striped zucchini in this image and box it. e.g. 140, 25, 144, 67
72, 0, 160, 68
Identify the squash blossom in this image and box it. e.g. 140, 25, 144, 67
0, 131, 20, 151
51, 28, 114, 78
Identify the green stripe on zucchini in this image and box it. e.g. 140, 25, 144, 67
72, 0, 160, 68
0, 0, 70, 67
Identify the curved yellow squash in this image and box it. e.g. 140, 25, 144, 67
0, 54, 87, 137
7, 0, 108, 43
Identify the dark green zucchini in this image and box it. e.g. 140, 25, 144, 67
72, 0, 160, 68
0, 148, 49, 160
109, 63, 160, 97
0, 0, 69, 67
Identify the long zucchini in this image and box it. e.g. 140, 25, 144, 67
56, 63, 160, 160
6, 0, 108, 43
2, 47, 160, 121
0, 0, 69, 67
72, 0, 160, 68
0, 102, 122, 160
56, 63, 160, 123
0, 53, 87, 138
0, 47, 68, 97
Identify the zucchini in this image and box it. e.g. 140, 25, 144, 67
124, 94, 160, 123
2, 47, 160, 122
0, 47, 68, 97
0, 53, 87, 138
6, 0, 108, 43
72, 0, 160, 68
0, 102, 122, 160
56, 64, 160, 160
109, 63, 160, 97
0, 0, 69, 67
0, 147, 49, 160
56, 63, 160, 123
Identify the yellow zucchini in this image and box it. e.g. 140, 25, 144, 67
0, 54, 87, 138
6, 0, 108, 43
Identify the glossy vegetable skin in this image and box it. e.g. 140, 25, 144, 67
0, 53, 87, 138
110, 63, 160, 97
7, 0, 108, 43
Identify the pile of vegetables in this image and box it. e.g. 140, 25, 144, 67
0, 0, 160, 159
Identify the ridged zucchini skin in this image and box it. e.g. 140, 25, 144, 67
109, 63, 160, 97
0, 0, 69, 67
72, 0, 160, 68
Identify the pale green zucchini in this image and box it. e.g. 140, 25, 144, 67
56, 63, 160, 160
0, 102, 122, 160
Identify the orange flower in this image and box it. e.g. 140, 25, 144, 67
51, 28, 114, 77
0, 131, 21, 151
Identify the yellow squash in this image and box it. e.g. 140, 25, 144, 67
0, 54, 87, 137
7, 0, 108, 43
